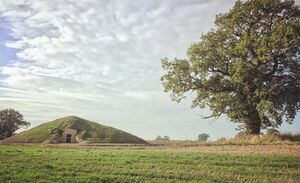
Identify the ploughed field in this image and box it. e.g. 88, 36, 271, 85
0, 144, 299, 183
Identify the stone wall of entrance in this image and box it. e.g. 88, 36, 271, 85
61, 128, 77, 143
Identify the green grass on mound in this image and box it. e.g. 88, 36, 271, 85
1, 116, 147, 144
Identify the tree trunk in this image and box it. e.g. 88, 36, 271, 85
245, 109, 261, 135
6, 130, 13, 138
246, 121, 261, 135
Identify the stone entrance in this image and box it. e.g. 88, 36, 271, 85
61, 129, 77, 143
66, 134, 72, 143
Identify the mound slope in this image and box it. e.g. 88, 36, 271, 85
1, 116, 147, 144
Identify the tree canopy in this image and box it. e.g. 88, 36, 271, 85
198, 133, 210, 141
155, 135, 170, 141
161, 0, 300, 134
0, 109, 30, 140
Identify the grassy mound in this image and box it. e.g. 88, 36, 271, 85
1, 116, 147, 144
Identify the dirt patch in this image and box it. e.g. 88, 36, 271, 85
35, 143, 300, 156
149, 144, 300, 155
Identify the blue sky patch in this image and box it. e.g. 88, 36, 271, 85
0, 18, 17, 66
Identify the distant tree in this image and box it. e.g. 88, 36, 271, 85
0, 109, 30, 140
163, 135, 170, 141
197, 133, 210, 141
155, 135, 170, 141
161, 0, 300, 135
155, 135, 163, 140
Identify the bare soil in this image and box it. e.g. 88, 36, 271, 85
37, 143, 300, 156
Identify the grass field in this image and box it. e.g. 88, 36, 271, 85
0, 145, 299, 183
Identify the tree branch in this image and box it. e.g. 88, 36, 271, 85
264, 59, 279, 77
209, 68, 230, 76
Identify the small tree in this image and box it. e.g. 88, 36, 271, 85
155, 135, 163, 140
198, 133, 210, 141
155, 135, 170, 141
163, 136, 170, 141
0, 109, 30, 140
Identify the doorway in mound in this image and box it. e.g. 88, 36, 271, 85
66, 134, 72, 143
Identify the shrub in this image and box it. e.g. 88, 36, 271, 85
198, 133, 210, 141
49, 126, 64, 136
78, 130, 91, 139
266, 128, 280, 136
280, 133, 300, 142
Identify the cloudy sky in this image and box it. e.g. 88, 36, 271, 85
0, 0, 299, 140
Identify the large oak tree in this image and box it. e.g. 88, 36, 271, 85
161, 0, 300, 134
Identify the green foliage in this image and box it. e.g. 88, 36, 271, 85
49, 126, 64, 136
0, 109, 30, 140
77, 130, 91, 139
1, 116, 147, 144
155, 135, 170, 141
0, 145, 299, 182
161, 0, 300, 134
198, 133, 210, 141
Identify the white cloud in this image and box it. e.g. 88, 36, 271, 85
2, 0, 275, 140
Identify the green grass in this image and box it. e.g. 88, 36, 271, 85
1, 116, 146, 144
0, 145, 299, 183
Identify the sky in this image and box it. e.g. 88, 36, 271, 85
0, 0, 299, 140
